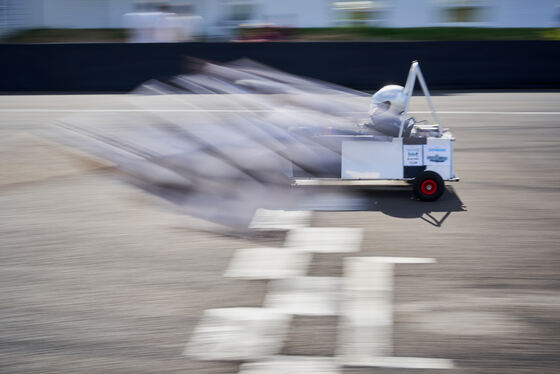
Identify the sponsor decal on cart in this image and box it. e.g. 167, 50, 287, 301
424, 145, 450, 165
403, 145, 423, 166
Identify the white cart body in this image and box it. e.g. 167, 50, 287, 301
300, 61, 458, 185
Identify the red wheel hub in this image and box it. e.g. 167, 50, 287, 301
421, 179, 437, 195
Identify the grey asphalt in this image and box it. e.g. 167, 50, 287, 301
0, 92, 559, 373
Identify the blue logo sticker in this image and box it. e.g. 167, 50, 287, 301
427, 154, 447, 163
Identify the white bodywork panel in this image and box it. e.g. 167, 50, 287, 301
424, 137, 454, 180
341, 138, 403, 180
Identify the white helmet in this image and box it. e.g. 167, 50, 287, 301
369, 84, 407, 116
368, 85, 409, 137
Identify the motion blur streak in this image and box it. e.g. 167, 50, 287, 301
48, 59, 378, 229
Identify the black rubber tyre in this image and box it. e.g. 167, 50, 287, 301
413, 171, 445, 201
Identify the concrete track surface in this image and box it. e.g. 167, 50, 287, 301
1, 92, 559, 373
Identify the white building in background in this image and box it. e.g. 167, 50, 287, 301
1, 0, 558, 37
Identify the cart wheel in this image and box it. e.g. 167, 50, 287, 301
413, 171, 444, 201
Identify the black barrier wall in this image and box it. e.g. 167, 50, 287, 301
0, 41, 559, 92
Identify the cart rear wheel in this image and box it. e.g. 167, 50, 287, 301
413, 171, 444, 201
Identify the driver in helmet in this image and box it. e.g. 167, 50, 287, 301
367, 85, 413, 137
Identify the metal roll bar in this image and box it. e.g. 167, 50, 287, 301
398, 61, 442, 138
